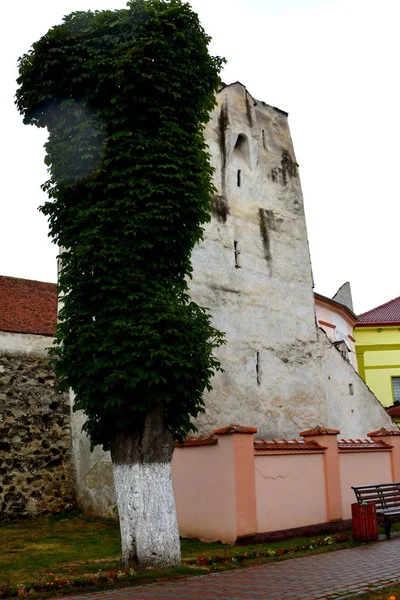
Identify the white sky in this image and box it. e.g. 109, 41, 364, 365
2, 0, 399, 314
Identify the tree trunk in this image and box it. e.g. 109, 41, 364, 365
110, 405, 181, 567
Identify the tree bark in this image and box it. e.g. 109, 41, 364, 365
110, 405, 181, 567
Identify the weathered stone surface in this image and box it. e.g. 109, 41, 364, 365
70, 390, 116, 519
189, 82, 393, 440
0, 353, 74, 519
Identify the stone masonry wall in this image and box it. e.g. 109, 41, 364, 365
0, 353, 74, 518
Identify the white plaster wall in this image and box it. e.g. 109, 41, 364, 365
319, 330, 393, 437
0, 331, 52, 355
69, 391, 116, 518
191, 83, 393, 440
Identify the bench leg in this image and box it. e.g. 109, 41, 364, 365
384, 518, 391, 539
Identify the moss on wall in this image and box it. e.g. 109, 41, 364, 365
212, 194, 230, 223
217, 102, 229, 169
269, 149, 298, 186
280, 149, 298, 186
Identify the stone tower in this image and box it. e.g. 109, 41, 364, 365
70, 82, 393, 516
189, 82, 391, 439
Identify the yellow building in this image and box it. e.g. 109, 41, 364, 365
355, 297, 400, 408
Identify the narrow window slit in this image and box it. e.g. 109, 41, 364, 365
262, 130, 266, 149
237, 169, 241, 187
256, 351, 261, 385
234, 241, 241, 269
349, 383, 354, 395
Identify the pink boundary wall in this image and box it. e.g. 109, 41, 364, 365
171, 425, 400, 543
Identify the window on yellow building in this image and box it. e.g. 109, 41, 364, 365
392, 377, 400, 403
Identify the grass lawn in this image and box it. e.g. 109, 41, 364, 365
0, 511, 360, 598
347, 584, 400, 600
0, 511, 121, 586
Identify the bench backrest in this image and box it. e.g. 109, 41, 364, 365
352, 483, 400, 510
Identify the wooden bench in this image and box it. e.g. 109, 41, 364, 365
352, 483, 400, 539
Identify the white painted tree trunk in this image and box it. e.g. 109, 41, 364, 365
110, 405, 181, 567
112, 459, 181, 567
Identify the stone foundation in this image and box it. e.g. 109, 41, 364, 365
0, 353, 74, 518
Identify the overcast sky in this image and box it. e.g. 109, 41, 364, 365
2, 0, 399, 314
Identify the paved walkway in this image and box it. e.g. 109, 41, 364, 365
60, 536, 400, 600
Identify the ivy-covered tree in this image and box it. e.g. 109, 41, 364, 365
16, 0, 224, 567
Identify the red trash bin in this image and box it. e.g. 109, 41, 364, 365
351, 503, 378, 541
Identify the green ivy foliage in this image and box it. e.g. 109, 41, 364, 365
16, 0, 225, 450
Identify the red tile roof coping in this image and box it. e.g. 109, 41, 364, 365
338, 439, 392, 450
367, 427, 400, 437
0, 276, 57, 336
213, 424, 258, 435
175, 435, 218, 448
254, 439, 327, 452
386, 406, 400, 418
299, 425, 340, 437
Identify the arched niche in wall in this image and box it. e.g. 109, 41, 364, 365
232, 133, 251, 168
